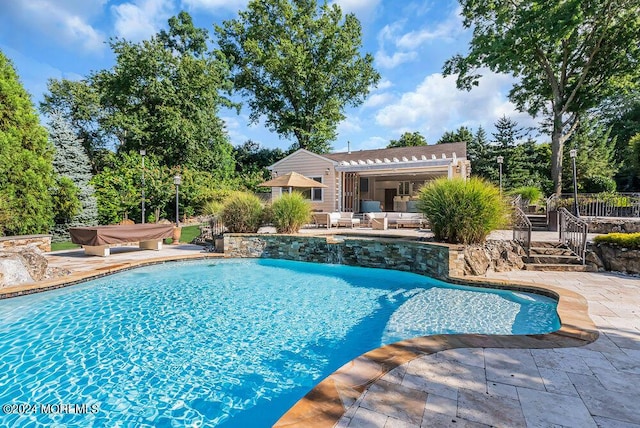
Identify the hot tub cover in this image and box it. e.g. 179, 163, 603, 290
69, 224, 175, 246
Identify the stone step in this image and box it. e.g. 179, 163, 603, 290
529, 246, 575, 256
524, 263, 593, 272
531, 226, 549, 231
530, 241, 566, 248
524, 254, 582, 264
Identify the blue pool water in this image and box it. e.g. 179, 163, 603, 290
0, 259, 559, 427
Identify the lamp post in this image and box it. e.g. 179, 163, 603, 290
497, 156, 504, 196
570, 149, 579, 217
174, 174, 181, 227
140, 149, 146, 223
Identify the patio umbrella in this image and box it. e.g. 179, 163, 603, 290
258, 171, 328, 194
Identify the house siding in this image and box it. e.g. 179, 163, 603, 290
269, 151, 337, 212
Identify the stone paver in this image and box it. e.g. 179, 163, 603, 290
337, 270, 640, 428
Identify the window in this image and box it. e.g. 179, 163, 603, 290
302, 177, 323, 201
398, 181, 411, 195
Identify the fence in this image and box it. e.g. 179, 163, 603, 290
547, 193, 640, 218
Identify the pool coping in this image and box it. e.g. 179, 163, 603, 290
0, 252, 599, 428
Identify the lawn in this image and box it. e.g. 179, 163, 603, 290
50, 225, 203, 251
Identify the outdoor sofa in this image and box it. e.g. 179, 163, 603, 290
364, 212, 426, 229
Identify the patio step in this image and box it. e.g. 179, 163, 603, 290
522, 241, 590, 271
524, 263, 594, 272
527, 214, 549, 231
524, 254, 581, 264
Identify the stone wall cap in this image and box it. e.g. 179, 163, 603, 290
0, 234, 52, 242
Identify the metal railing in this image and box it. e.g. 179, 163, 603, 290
209, 216, 226, 236
513, 206, 532, 257
558, 208, 588, 265
550, 193, 640, 218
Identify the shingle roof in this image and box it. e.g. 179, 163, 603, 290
323, 142, 466, 163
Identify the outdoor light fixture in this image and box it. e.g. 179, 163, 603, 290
497, 156, 504, 196
174, 174, 182, 227
325, 167, 331, 175
570, 149, 579, 217
140, 149, 146, 223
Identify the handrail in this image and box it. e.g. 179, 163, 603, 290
512, 206, 532, 257
558, 207, 588, 265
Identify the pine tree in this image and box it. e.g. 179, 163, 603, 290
467, 126, 498, 181
49, 112, 98, 228
0, 51, 55, 236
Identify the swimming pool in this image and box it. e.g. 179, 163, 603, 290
0, 259, 559, 427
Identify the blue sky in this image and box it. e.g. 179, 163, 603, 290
0, 0, 539, 152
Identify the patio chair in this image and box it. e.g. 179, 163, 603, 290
312, 213, 332, 229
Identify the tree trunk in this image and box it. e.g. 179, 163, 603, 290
551, 111, 564, 196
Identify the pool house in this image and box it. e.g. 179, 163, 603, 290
267, 141, 469, 213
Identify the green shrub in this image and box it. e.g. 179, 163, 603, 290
417, 177, 508, 244
583, 176, 616, 193
220, 192, 263, 233
270, 192, 311, 233
509, 186, 543, 204
202, 200, 224, 217
593, 232, 640, 249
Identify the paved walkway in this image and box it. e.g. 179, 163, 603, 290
336, 270, 640, 428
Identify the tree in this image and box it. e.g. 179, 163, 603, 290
40, 78, 106, 172
387, 131, 427, 148
91, 12, 236, 176
467, 126, 496, 181
444, 0, 640, 195
563, 120, 618, 192
0, 51, 55, 236
437, 126, 473, 144
49, 112, 98, 227
628, 133, 640, 189
216, 0, 380, 153
233, 140, 286, 191
492, 116, 525, 151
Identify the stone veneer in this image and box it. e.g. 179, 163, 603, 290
224, 234, 466, 280
0, 235, 52, 252
588, 243, 640, 274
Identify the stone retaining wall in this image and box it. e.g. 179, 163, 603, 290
585, 218, 640, 234
0, 235, 52, 252
224, 234, 466, 279
587, 243, 640, 275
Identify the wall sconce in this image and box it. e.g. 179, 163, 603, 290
325, 168, 331, 175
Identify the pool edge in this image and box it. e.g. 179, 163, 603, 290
0, 252, 225, 299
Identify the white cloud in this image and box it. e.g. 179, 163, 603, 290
374, 70, 539, 143
373, 79, 393, 91
221, 115, 250, 146
396, 6, 464, 50
337, 117, 362, 134
375, 50, 417, 69
362, 92, 395, 109
375, 22, 417, 69
111, 0, 174, 41
181, 0, 248, 12
9, 0, 105, 52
